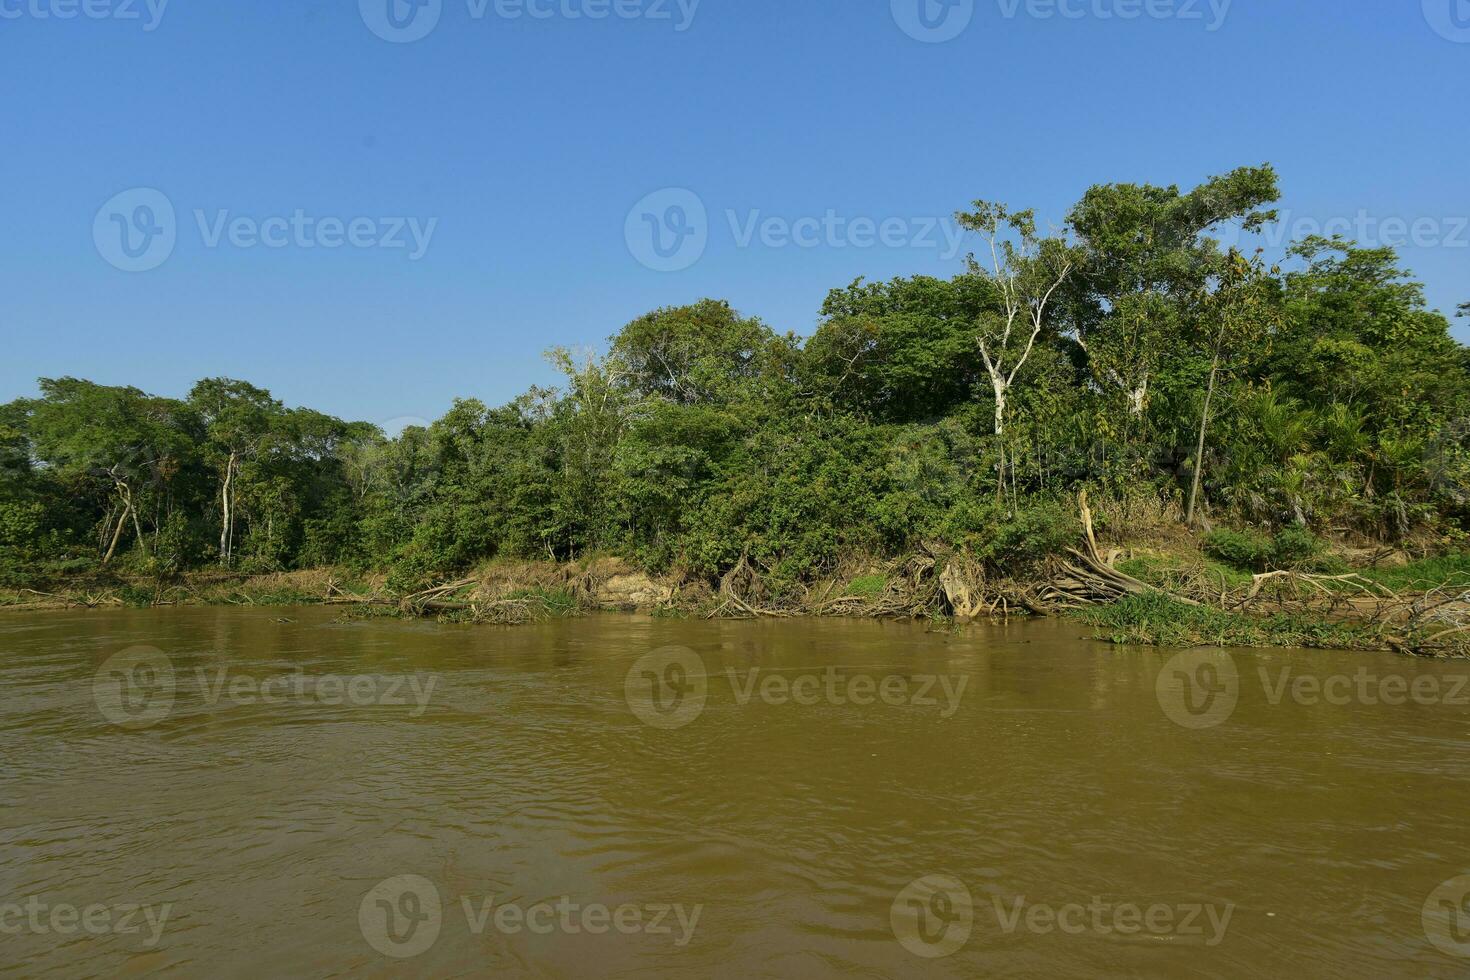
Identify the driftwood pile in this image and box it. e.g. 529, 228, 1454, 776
323, 576, 574, 625
1022, 492, 1198, 614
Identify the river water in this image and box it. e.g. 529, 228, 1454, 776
3, 607, 1470, 977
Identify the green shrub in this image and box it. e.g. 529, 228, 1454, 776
1268, 527, 1325, 568
117, 584, 157, 608
1203, 528, 1273, 569
1204, 526, 1327, 571
942, 498, 1077, 571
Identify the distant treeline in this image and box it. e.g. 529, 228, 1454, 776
3, 164, 1467, 589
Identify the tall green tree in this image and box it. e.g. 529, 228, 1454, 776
188, 379, 282, 565
1065, 165, 1279, 421
1185, 249, 1280, 525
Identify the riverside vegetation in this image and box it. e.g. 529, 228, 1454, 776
4, 165, 1469, 653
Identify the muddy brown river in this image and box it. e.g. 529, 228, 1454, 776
3, 607, 1470, 977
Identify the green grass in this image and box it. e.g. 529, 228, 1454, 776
845, 574, 888, 599
1115, 554, 1255, 590
1118, 548, 1470, 600
1357, 553, 1470, 592
1078, 591, 1387, 650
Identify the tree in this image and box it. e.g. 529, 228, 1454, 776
188, 379, 282, 565
25, 379, 195, 564
956, 201, 1073, 480
609, 299, 790, 408
952, 202, 1073, 507
1186, 249, 1280, 526
1066, 165, 1279, 421
805, 275, 992, 422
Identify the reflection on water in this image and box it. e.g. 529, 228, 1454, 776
3, 607, 1470, 977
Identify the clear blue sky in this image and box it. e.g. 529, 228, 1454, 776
2, 0, 1465, 428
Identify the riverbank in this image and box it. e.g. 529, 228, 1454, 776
6, 539, 1467, 656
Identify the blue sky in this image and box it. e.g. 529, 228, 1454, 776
2, 0, 1466, 428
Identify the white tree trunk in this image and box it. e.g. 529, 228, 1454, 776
220, 451, 236, 564
1126, 378, 1149, 416
102, 502, 129, 565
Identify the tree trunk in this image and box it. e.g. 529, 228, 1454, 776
102, 503, 130, 565
992, 380, 1008, 505
1186, 353, 1221, 527
129, 500, 147, 556
220, 451, 236, 565
1126, 379, 1148, 416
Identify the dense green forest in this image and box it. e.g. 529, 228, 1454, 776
4, 165, 1468, 592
